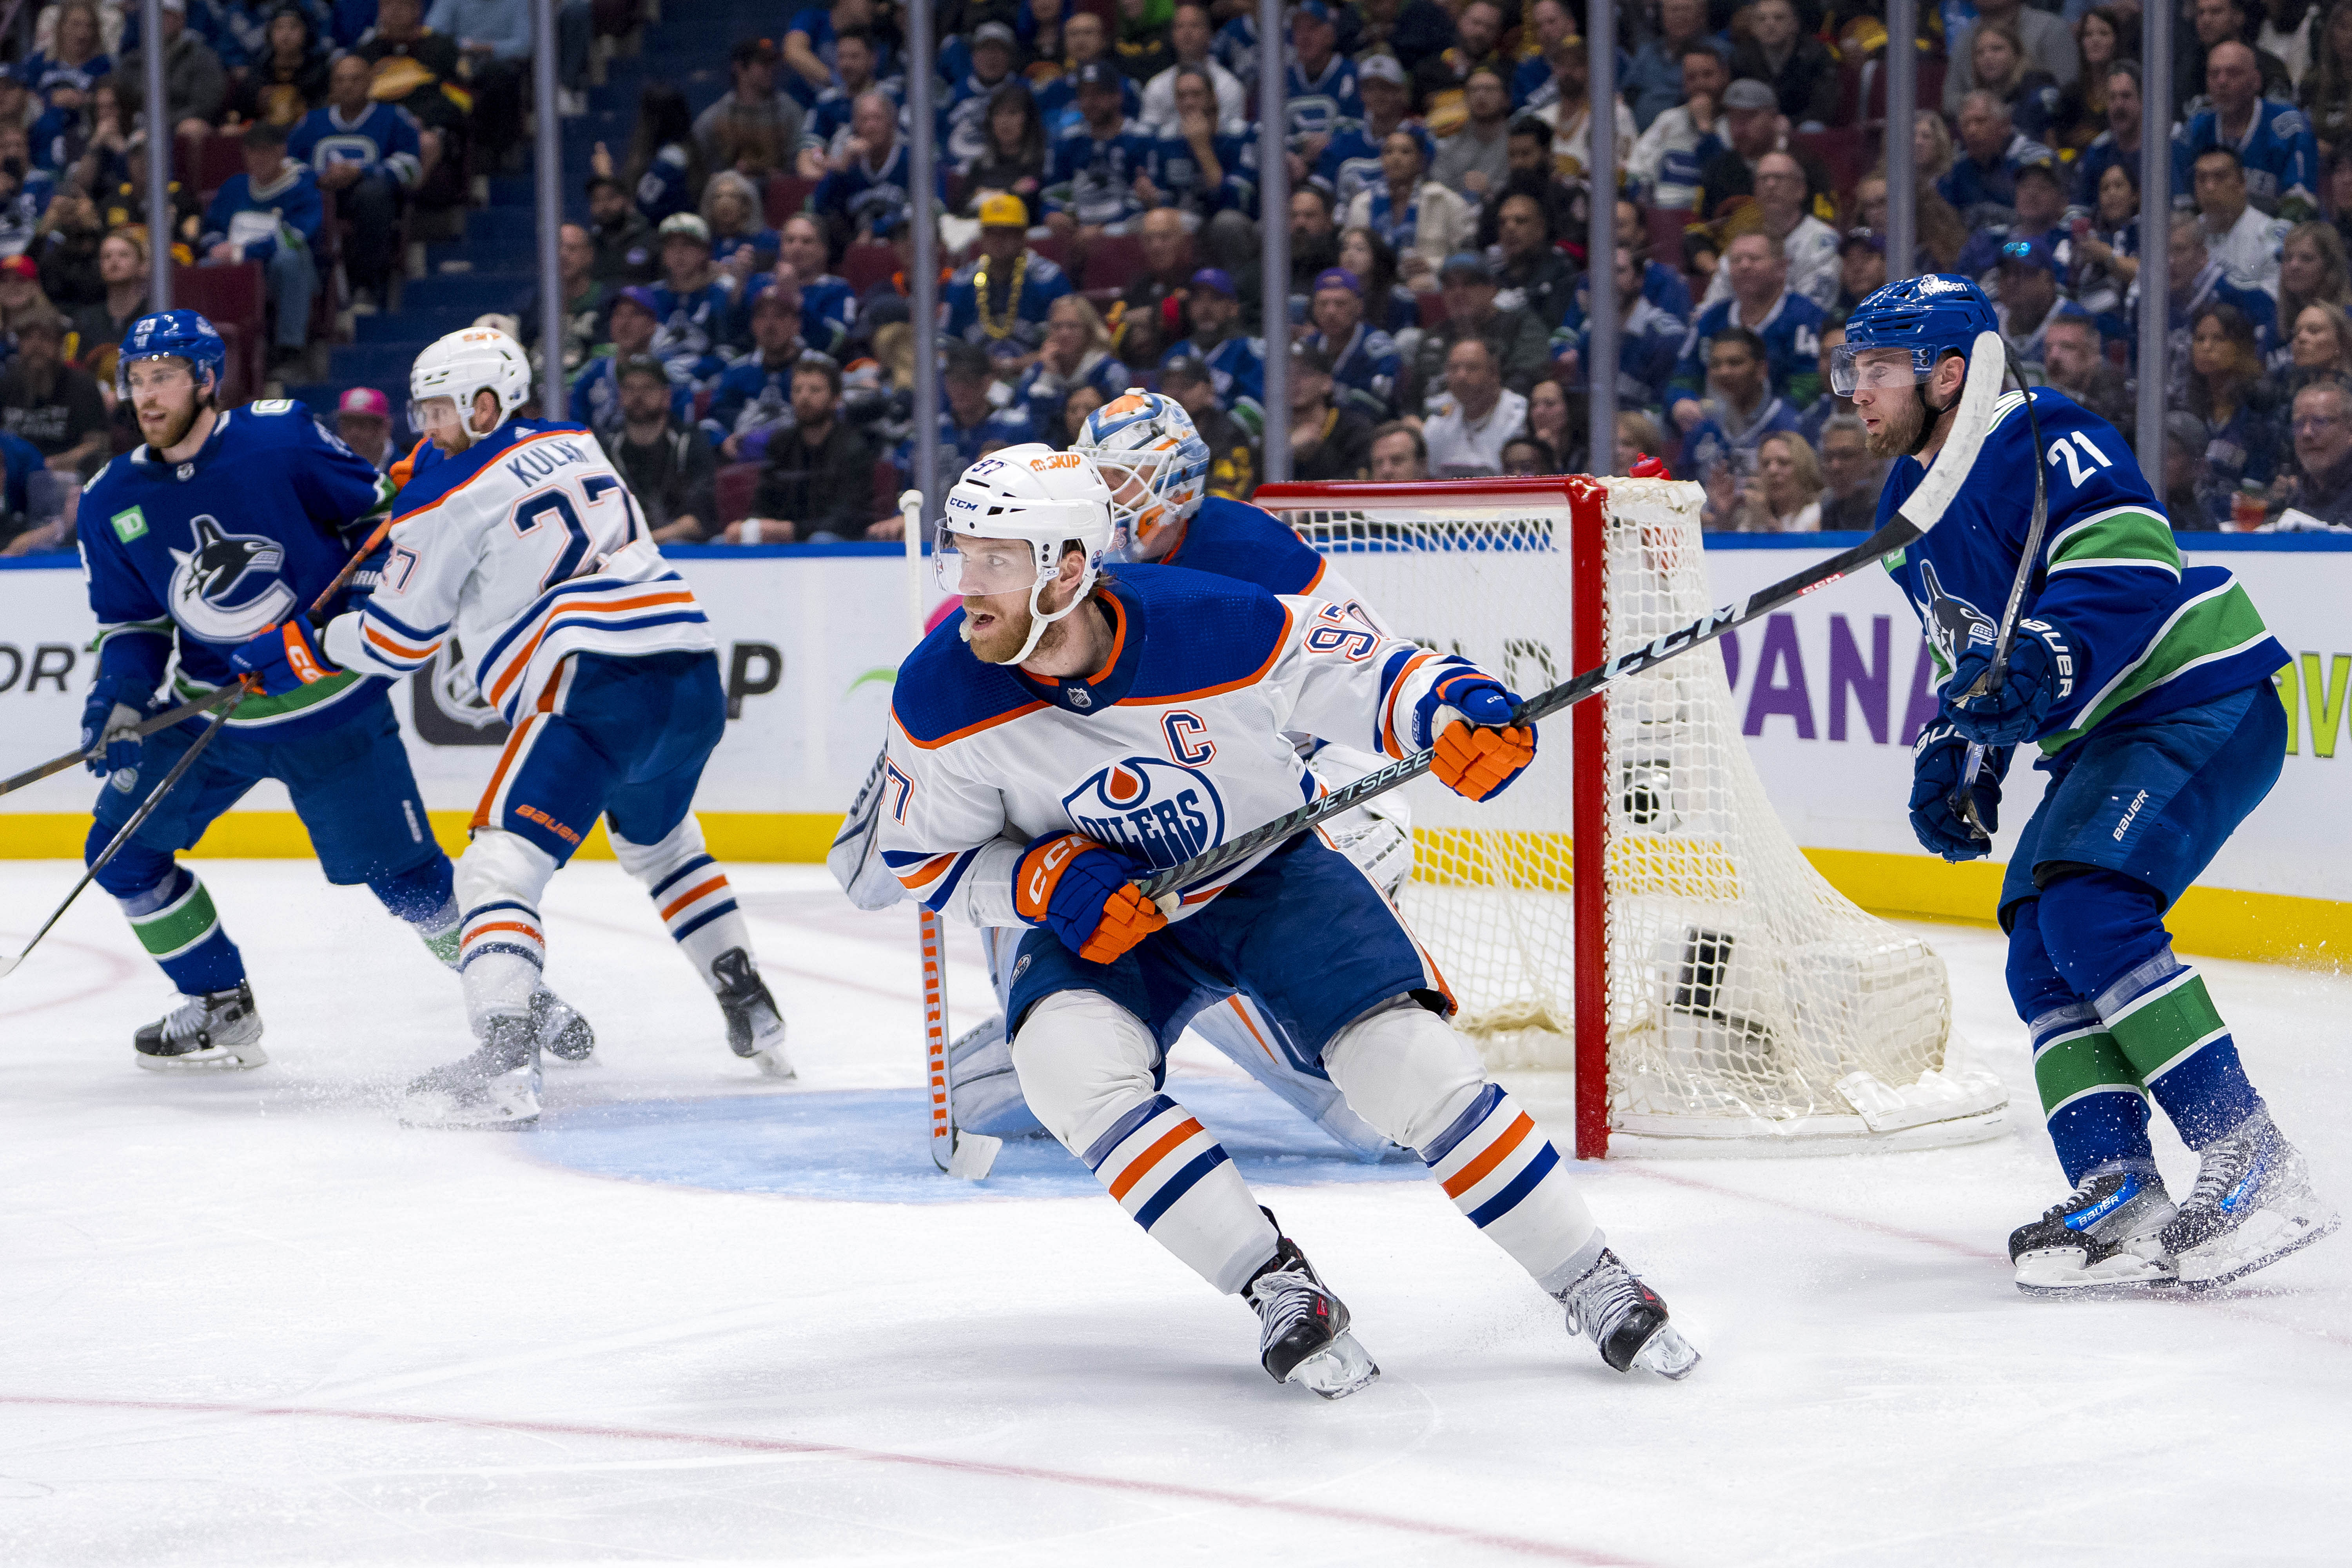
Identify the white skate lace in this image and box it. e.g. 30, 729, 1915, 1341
1561, 1256, 1642, 1342
159, 994, 214, 1044
1250, 1265, 1324, 1354
2185, 1128, 2261, 1210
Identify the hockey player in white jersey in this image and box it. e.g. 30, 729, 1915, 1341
231, 328, 793, 1127
831, 390, 1408, 1159
878, 445, 1699, 1396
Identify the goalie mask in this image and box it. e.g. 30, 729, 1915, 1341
1075, 389, 1211, 559
935, 444, 1116, 666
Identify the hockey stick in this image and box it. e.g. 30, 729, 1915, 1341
0, 514, 399, 802
901, 487, 1000, 1181
1135, 331, 2012, 913
0, 514, 400, 978
1948, 348, 2052, 848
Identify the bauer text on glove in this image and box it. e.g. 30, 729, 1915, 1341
1943, 618, 2076, 746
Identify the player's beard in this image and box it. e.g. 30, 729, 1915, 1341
1862, 390, 1926, 459
965, 579, 1082, 666
139, 388, 207, 453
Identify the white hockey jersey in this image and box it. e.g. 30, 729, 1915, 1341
321, 419, 714, 719
878, 564, 1500, 929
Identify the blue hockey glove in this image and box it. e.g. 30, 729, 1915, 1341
1013, 831, 1167, 964
1909, 723, 2009, 862
1942, 618, 2076, 746
343, 538, 393, 599
230, 616, 341, 696
1416, 673, 1537, 802
80, 674, 153, 786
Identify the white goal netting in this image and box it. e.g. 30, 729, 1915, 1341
1263, 477, 2006, 1151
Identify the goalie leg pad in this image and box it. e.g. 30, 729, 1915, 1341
1187, 993, 1403, 1161
1015, 989, 1279, 1295
1324, 998, 1601, 1293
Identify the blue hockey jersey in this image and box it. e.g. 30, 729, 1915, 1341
1305, 321, 1402, 422
287, 101, 424, 190
1155, 494, 1338, 598
2174, 99, 2318, 217
1875, 388, 2288, 757
80, 402, 398, 740
1667, 290, 1826, 419
1285, 56, 1362, 142
1044, 118, 1158, 229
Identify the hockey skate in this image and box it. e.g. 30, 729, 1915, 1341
1244, 1221, 1380, 1400
134, 983, 267, 1072
712, 947, 793, 1078
532, 987, 596, 1064
2008, 1164, 2179, 1298
1555, 1249, 1700, 1378
2162, 1111, 2340, 1290
401, 1014, 541, 1130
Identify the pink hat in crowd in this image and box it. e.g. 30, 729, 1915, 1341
338, 387, 391, 419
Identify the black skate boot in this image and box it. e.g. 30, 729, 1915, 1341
134, 983, 266, 1071
1243, 1214, 1379, 1400
1555, 1249, 1700, 1378
2162, 1111, 2340, 1290
531, 987, 596, 1064
401, 1013, 541, 1129
712, 947, 793, 1078
2008, 1163, 2178, 1298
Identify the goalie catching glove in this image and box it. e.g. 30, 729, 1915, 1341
1418, 675, 1537, 802
1015, 831, 1168, 963
1943, 618, 2075, 746
230, 615, 341, 695
1909, 723, 2009, 862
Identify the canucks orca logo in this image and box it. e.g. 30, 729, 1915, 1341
1062, 757, 1225, 870
1916, 559, 1994, 675
166, 515, 296, 643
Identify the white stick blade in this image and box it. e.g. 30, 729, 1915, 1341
1896, 328, 2008, 535
946, 1133, 1002, 1181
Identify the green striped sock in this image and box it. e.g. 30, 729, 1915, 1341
129, 873, 223, 962
2032, 1010, 2144, 1117
2102, 967, 2230, 1085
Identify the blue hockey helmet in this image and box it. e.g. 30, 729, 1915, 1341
117, 309, 228, 399
1829, 274, 1997, 397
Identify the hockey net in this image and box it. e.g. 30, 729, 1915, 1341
1255, 476, 2007, 1156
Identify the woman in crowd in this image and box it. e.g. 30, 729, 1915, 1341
2281, 302, 2352, 417
1056, 383, 1106, 451
22, 0, 109, 170
1524, 377, 1574, 469
1341, 127, 1471, 289
2050, 8, 2138, 152
1500, 435, 1557, 476
1968, 21, 2060, 141
71, 79, 132, 198
596, 83, 708, 228
1337, 225, 1422, 336
702, 171, 779, 283
1614, 410, 1668, 477
962, 82, 1047, 214
1736, 431, 1824, 532
2183, 301, 2281, 528
2278, 222, 2352, 335
225, 5, 330, 129
1022, 0, 1068, 76
1016, 294, 1128, 434
1913, 110, 1956, 188
2073, 161, 2141, 337
2303, 0, 2352, 158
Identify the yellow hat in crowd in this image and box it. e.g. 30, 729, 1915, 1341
976, 192, 1029, 229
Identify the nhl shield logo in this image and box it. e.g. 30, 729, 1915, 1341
1061, 756, 1226, 870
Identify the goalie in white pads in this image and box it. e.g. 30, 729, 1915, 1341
233, 328, 793, 1127
876, 445, 1699, 1396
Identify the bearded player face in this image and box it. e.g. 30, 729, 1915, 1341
126, 356, 208, 451
958, 539, 1087, 666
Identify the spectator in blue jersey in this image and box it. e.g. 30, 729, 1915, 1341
2141, 213, 2281, 399
697, 38, 804, 186
707, 283, 810, 457
1512, 0, 1578, 110
1624, 0, 1717, 129
23, 1, 111, 163
943, 22, 1023, 172
1955, 158, 2073, 279
2071, 61, 2144, 218
1285, 0, 1361, 172
644, 213, 735, 390
1013, 294, 1129, 434
424, 0, 532, 167
702, 172, 780, 287
1138, 65, 1254, 238
571, 286, 690, 438
1159, 267, 1265, 430
751, 213, 858, 358
288, 53, 423, 312
1043, 62, 1155, 249
813, 89, 939, 247
945, 191, 1072, 353
595, 82, 707, 229
898, 339, 1037, 496
2179, 43, 2320, 223
1666, 232, 1826, 434
1313, 52, 1415, 210
1678, 327, 1804, 528
199, 121, 321, 372
1617, 196, 1694, 320
783, 0, 880, 109
2189, 147, 2293, 299
1303, 266, 1401, 421
1940, 92, 2057, 223
797, 27, 894, 180
1142, 4, 1245, 132
1556, 246, 1686, 414
1036, 14, 1140, 139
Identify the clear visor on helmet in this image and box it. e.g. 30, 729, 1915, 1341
933, 523, 1050, 598
409, 394, 465, 434
1828, 342, 1940, 398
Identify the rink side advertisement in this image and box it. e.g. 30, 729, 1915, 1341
4, 536, 2349, 961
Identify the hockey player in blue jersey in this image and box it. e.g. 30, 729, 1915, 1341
1840, 276, 2337, 1296
76, 311, 588, 1071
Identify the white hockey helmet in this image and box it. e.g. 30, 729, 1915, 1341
1075, 389, 1210, 559
408, 326, 533, 438
935, 443, 1114, 666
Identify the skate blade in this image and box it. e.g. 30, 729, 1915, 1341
1287, 1332, 1380, 1400
400, 1078, 541, 1131
2178, 1204, 2341, 1292
752, 1045, 797, 1080
1630, 1323, 1701, 1380
2014, 1248, 2178, 1298
135, 1043, 269, 1073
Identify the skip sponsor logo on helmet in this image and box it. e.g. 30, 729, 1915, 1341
1029, 454, 1083, 470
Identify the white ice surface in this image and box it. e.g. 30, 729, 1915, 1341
1, 861, 2346, 1566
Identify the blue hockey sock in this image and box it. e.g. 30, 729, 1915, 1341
120, 866, 246, 996
368, 855, 461, 967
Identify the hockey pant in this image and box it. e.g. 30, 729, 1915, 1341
1004, 835, 1601, 1297
1998, 683, 2284, 1184
455, 651, 760, 1029
85, 693, 455, 996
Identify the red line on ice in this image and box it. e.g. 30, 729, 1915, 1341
0, 1392, 1653, 1565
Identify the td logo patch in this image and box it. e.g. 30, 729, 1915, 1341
111, 506, 146, 543
1061, 756, 1225, 870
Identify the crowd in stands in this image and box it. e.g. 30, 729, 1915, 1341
14, 0, 2352, 554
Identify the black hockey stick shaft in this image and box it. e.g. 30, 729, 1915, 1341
0, 690, 245, 978
0, 514, 397, 801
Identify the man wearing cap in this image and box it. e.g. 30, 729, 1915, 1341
0, 311, 106, 476
1305, 266, 1402, 421
289, 52, 424, 313
1044, 61, 1157, 249
198, 121, 322, 373
1827, 230, 1884, 315
1285, 0, 1361, 161
699, 37, 806, 181
946, 191, 1074, 356
647, 212, 736, 390
1996, 237, 2068, 377
1311, 53, 1417, 210
600, 353, 719, 544
1160, 353, 1259, 498
1666, 231, 1826, 431
570, 285, 692, 439
1938, 91, 2057, 221
2189, 146, 2294, 298
944, 21, 1022, 169
707, 282, 811, 455
1414, 252, 1550, 405
813, 88, 940, 247
1422, 337, 1526, 479
799, 28, 897, 181
1160, 267, 1266, 432
1287, 341, 1377, 483
329, 387, 394, 472
1037, 14, 1141, 139
1628, 42, 1730, 212
1143, 4, 1245, 134
897, 339, 1037, 496
586, 174, 657, 285
1694, 77, 1831, 222
1954, 159, 2072, 280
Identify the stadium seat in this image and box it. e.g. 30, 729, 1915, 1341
840, 241, 898, 296
1026, 231, 1071, 271
172, 261, 266, 397
715, 462, 761, 526
763, 174, 818, 228
871, 456, 898, 523
179, 132, 248, 200
1792, 127, 1866, 202
1646, 205, 1693, 267
1081, 232, 1145, 293
1416, 291, 1448, 328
